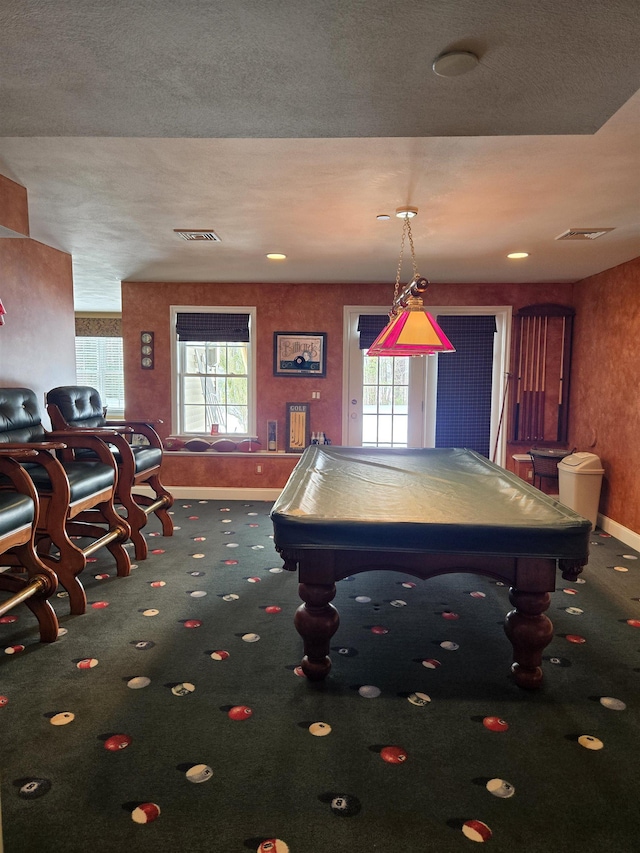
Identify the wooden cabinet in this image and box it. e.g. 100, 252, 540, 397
509, 304, 574, 446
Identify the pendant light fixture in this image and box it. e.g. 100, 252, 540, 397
367, 208, 455, 357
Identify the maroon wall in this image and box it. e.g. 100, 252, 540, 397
0, 239, 76, 418
570, 257, 640, 534
122, 279, 576, 490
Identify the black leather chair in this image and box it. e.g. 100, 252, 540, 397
0, 387, 131, 615
46, 386, 173, 560
0, 449, 59, 641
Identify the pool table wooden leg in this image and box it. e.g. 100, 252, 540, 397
294, 582, 340, 681
504, 588, 554, 689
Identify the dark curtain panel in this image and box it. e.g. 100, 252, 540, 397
435, 315, 497, 458
357, 314, 388, 350
175, 313, 250, 342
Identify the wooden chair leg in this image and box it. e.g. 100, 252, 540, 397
43, 506, 130, 615
36, 535, 53, 557
116, 490, 149, 560
40, 536, 87, 616
0, 542, 59, 642
135, 475, 174, 538
104, 533, 133, 577
24, 596, 59, 642
97, 499, 132, 575
0, 572, 59, 642
68, 515, 131, 578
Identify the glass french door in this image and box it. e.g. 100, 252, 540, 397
362, 356, 408, 446
343, 305, 511, 464
360, 353, 425, 447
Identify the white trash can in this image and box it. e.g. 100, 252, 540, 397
558, 452, 604, 529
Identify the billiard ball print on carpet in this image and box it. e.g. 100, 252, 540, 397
1, 501, 639, 853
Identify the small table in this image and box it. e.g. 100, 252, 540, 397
270, 446, 591, 689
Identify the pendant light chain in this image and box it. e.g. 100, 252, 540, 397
392, 215, 419, 314
368, 207, 455, 356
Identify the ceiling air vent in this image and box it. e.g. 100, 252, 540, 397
555, 228, 614, 241
174, 229, 221, 242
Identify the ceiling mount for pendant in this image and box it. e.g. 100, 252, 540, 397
395, 207, 418, 219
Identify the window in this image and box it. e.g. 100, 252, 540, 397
356, 314, 409, 447
362, 355, 410, 447
75, 336, 125, 418
171, 307, 256, 437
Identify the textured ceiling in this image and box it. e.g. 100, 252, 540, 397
0, 0, 639, 311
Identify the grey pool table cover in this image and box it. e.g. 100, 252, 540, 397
270, 447, 591, 560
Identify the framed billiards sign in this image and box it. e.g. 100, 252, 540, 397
286, 402, 309, 452
273, 332, 326, 377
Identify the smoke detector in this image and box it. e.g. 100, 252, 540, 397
432, 51, 479, 77
174, 229, 221, 242
556, 228, 614, 241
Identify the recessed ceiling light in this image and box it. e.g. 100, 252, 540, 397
507, 252, 530, 259
376, 214, 391, 221
266, 253, 287, 260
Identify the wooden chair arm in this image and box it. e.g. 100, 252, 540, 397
0, 454, 40, 505
108, 419, 163, 427
51, 428, 130, 439
0, 448, 39, 459
0, 442, 71, 502
59, 423, 134, 434
104, 421, 163, 449
47, 431, 118, 473
0, 441, 67, 451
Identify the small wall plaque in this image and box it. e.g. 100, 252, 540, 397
286, 403, 309, 452
141, 331, 154, 369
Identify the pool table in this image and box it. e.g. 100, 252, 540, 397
270, 446, 592, 689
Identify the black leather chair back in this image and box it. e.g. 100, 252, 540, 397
47, 385, 173, 563
47, 386, 106, 429
0, 388, 47, 443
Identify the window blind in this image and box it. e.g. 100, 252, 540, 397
357, 314, 388, 350
175, 313, 250, 342
75, 336, 125, 417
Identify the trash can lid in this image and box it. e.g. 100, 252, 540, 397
558, 452, 604, 472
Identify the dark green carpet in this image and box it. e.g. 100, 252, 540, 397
1, 500, 639, 852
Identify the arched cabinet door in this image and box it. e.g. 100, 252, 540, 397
509, 304, 574, 446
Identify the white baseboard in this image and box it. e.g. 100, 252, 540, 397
133, 486, 283, 502
597, 514, 640, 552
